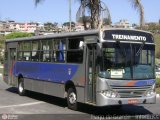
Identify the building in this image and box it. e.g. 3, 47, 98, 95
0, 20, 40, 35
9, 22, 39, 33
114, 19, 132, 28
0, 21, 12, 35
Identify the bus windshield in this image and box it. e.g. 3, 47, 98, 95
99, 42, 155, 80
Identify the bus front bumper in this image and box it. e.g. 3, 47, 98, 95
96, 93, 156, 106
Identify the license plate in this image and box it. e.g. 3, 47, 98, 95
128, 99, 138, 104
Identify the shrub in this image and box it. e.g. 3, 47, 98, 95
5, 32, 33, 39
156, 78, 160, 87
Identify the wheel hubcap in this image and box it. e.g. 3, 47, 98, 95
69, 92, 76, 104
19, 82, 23, 93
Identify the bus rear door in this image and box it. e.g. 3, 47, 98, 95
8, 43, 17, 86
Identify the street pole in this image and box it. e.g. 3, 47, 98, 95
69, 0, 71, 32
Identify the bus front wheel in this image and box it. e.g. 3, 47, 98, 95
18, 78, 26, 96
67, 88, 78, 110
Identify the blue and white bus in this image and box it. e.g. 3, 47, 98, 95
3, 29, 156, 110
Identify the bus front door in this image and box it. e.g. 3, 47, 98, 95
86, 44, 96, 104
8, 48, 16, 85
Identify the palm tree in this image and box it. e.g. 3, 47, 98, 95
130, 0, 144, 29
34, 0, 111, 29
76, 0, 111, 29
34, 0, 44, 6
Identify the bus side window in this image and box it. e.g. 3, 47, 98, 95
18, 42, 23, 61
53, 39, 66, 63
41, 40, 52, 62
31, 41, 40, 62
67, 38, 84, 63
53, 40, 58, 62
23, 41, 31, 61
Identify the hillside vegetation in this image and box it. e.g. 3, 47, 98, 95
154, 33, 160, 64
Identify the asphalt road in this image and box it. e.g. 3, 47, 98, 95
0, 76, 160, 120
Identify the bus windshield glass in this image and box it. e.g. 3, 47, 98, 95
99, 42, 155, 80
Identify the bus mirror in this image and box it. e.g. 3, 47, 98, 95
84, 36, 98, 44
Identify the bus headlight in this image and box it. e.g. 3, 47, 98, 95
101, 90, 118, 98
146, 89, 155, 97
145, 84, 156, 97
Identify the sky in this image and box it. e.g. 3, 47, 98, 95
0, 0, 160, 25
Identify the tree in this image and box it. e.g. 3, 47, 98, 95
0, 35, 5, 64
5, 32, 33, 39
63, 22, 75, 27
34, 0, 44, 6
76, 0, 111, 29
129, 0, 144, 29
103, 18, 111, 26
44, 22, 58, 31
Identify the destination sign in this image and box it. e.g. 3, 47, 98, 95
103, 30, 154, 43
112, 34, 146, 41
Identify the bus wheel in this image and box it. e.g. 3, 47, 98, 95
18, 78, 26, 96
67, 88, 78, 110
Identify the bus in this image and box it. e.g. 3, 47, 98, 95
3, 28, 156, 110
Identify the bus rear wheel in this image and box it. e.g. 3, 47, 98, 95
67, 88, 78, 110
18, 78, 26, 96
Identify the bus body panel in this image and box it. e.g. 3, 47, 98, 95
12, 61, 86, 102
23, 77, 65, 98
13, 61, 79, 83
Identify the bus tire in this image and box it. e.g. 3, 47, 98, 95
67, 88, 78, 110
18, 78, 26, 96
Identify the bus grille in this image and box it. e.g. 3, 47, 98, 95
110, 85, 152, 98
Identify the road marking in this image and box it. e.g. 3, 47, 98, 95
0, 101, 45, 109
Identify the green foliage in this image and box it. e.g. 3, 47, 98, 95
154, 34, 160, 59
44, 22, 58, 31
142, 24, 160, 33
0, 35, 5, 64
156, 78, 160, 88
0, 35, 5, 48
63, 22, 75, 27
5, 32, 33, 39
156, 87, 160, 93
148, 24, 160, 32
103, 18, 111, 25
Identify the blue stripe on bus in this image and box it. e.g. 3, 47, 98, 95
13, 61, 79, 83
126, 79, 156, 86
134, 79, 155, 86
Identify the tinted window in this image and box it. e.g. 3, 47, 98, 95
53, 39, 66, 62
31, 41, 40, 61
67, 38, 84, 63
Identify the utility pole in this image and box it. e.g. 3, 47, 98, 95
69, 0, 72, 32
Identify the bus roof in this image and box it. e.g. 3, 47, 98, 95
5, 29, 99, 43
5, 28, 153, 43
